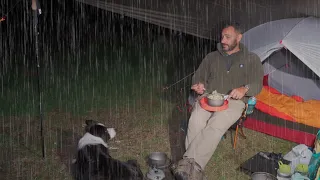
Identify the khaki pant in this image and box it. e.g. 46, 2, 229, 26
184, 98, 245, 169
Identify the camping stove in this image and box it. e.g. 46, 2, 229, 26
146, 167, 165, 180
146, 152, 172, 180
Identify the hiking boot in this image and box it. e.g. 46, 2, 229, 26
172, 158, 191, 180
173, 158, 205, 180
190, 161, 205, 180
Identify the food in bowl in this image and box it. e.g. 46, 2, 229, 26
207, 90, 225, 107
207, 90, 224, 100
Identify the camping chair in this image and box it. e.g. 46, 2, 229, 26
176, 90, 250, 150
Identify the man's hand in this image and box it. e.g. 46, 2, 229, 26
191, 82, 205, 95
229, 87, 248, 100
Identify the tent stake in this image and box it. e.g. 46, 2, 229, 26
32, 0, 44, 159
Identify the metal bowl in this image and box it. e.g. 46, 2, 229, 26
207, 98, 224, 107
251, 172, 277, 180
148, 152, 168, 168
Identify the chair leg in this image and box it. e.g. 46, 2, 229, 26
233, 125, 239, 149
238, 126, 246, 139
232, 106, 248, 149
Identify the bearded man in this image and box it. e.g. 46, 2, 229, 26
173, 22, 264, 180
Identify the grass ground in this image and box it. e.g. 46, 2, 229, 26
0, 104, 296, 180
0, 20, 296, 179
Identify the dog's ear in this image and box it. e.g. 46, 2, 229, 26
84, 120, 96, 132
85, 119, 95, 126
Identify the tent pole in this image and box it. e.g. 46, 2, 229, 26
32, 0, 44, 159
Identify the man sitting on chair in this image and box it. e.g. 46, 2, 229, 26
173, 22, 264, 179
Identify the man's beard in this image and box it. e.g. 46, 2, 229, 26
222, 41, 238, 52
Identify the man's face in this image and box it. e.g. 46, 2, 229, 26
221, 26, 241, 52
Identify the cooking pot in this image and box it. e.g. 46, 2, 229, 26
147, 152, 168, 168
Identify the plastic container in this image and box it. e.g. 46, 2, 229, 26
246, 96, 257, 115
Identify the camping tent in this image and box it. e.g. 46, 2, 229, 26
263, 49, 320, 100
241, 17, 320, 146
241, 16, 320, 101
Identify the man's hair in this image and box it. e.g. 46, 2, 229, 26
222, 21, 243, 34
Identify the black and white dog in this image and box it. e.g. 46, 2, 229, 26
73, 120, 144, 180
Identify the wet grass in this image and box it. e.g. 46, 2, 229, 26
0, 96, 175, 179
0, 100, 296, 180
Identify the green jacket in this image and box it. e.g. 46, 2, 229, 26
192, 43, 264, 102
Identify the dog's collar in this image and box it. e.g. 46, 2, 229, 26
78, 132, 108, 149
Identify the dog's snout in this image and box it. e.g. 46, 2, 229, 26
107, 128, 116, 139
